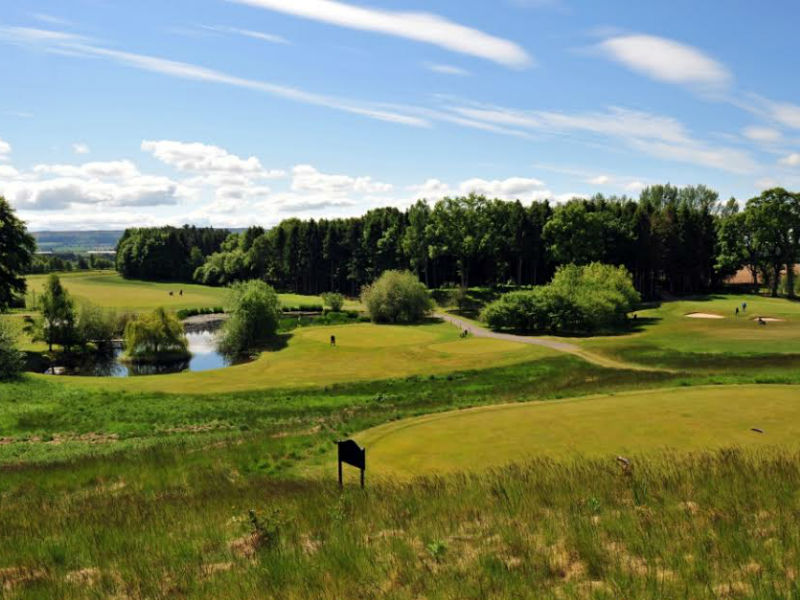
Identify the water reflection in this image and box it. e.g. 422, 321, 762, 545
41, 321, 241, 377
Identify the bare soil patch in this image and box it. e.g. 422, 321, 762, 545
752, 316, 785, 322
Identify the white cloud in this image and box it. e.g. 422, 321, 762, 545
291, 164, 392, 195
0, 137, 11, 157
0, 26, 429, 128
4, 175, 184, 210
199, 25, 290, 45
230, 0, 533, 68
779, 153, 800, 167
426, 63, 470, 76
72, 142, 90, 154
458, 176, 545, 198
624, 181, 646, 192
141, 140, 279, 175
588, 175, 610, 185
598, 34, 731, 89
0, 165, 19, 177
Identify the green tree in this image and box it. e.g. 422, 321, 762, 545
361, 270, 433, 324
219, 280, 281, 355
0, 318, 25, 380
744, 188, 798, 297
123, 308, 189, 361
38, 274, 77, 352
0, 196, 36, 311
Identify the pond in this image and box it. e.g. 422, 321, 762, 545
38, 318, 243, 377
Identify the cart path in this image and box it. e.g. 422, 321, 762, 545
435, 313, 671, 373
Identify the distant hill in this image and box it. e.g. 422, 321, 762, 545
33, 230, 124, 254
32, 228, 246, 254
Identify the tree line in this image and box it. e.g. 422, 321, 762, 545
185, 184, 730, 299
110, 185, 800, 299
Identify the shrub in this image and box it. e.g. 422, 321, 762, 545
482, 263, 640, 334
321, 292, 345, 312
361, 270, 433, 324
0, 319, 25, 380
123, 308, 189, 362
219, 280, 281, 355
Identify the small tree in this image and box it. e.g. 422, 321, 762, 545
123, 308, 189, 362
219, 280, 281, 355
75, 302, 119, 349
0, 319, 25, 380
38, 274, 77, 351
361, 270, 433, 324
321, 292, 345, 312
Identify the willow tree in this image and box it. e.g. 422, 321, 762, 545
123, 308, 188, 362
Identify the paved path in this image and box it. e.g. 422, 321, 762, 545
435, 313, 669, 372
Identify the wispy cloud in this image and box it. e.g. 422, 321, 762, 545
449, 102, 757, 173
72, 142, 90, 155
0, 26, 429, 128
199, 24, 290, 45
425, 63, 470, 76
779, 153, 800, 167
597, 34, 731, 90
0, 137, 10, 157
228, 0, 534, 68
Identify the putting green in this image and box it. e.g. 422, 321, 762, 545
580, 294, 800, 368
429, 338, 527, 355
356, 385, 800, 476
298, 324, 438, 347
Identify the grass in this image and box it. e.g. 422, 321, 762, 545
354, 385, 800, 477
4, 287, 800, 597
31, 322, 558, 394
24, 271, 361, 312
576, 294, 800, 371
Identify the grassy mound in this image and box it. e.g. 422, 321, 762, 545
356, 385, 800, 477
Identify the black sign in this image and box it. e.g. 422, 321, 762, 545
336, 439, 366, 488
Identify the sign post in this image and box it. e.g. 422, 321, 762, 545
336, 439, 366, 488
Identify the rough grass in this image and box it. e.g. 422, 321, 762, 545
354, 385, 800, 477
32, 322, 558, 394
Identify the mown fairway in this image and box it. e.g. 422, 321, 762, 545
355, 385, 800, 476
38, 322, 556, 394
24, 271, 361, 312
578, 294, 800, 371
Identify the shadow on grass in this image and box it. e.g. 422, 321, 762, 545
258, 333, 293, 353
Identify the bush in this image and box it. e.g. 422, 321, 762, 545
321, 292, 345, 312
219, 280, 281, 355
123, 308, 189, 362
361, 270, 433, 324
0, 319, 25, 380
482, 263, 640, 334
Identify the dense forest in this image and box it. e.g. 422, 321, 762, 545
116, 226, 231, 281
115, 185, 800, 299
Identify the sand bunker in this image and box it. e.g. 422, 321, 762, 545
685, 312, 725, 319
753, 316, 785, 322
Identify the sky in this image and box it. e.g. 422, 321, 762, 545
0, 0, 798, 231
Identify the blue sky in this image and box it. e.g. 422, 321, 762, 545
0, 0, 798, 231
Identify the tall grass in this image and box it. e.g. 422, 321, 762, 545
1, 449, 798, 598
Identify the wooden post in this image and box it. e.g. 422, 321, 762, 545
360, 465, 365, 489
338, 458, 343, 488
